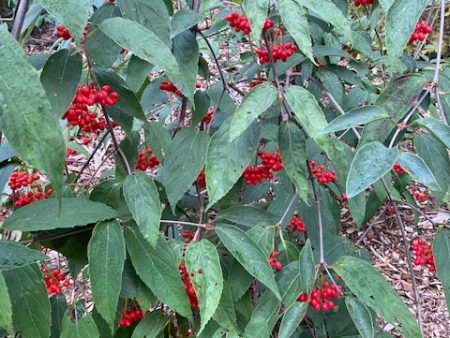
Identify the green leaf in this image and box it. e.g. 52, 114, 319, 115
0, 25, 65, 200
171, 9, 202, 39
397, 152, 441, 191
117, 0, 171, 48
346, 297, 375, 338
278, 122, 309, 202
144, 121, 172, 161
299, 240, 315, 293
217, 206, 278, 227
415, 118, 450, 149
60, 313, 99, 338
212, 282, 239, 332
87, 221, 125, 330
278, 302, 308, 338
385, 0, 431, 68
243, 289, 281, 338
2, 264, 51, 338
123, 173, 162, 247
2, 198, 117, 231
126, 55, 153, 93
0, 241, 49, 271
185, 240, 223, 334
162, 128, 209, 209
215, 223, 280, 299
333, 256, 421, 338
41, 49, 82, 117
38, 0, 91, 43
279, 0, 314, 63
50, 295, 67, 338
131, 310, 168, 338
206, 120, 261, 208
346, 142, 398, 198
243, 0, 269, 42
98, 17, 193, 103
433, 229, 450, 315
247, 223, 275, 255
229, 83, 277, 142
125, 225, 192, 319
0, 274, 12, 334
293, 0, 350, 38
323, 106, 390, 133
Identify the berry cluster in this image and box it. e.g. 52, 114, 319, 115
135, 147, 160, 171
262, 18, 274, 33
411, 238, 436, 272
56, 25, 71, 40
287, 214, 306, 233
310, 160, 336, 185
62, 84, 119, 133
297, 281, 342, 312
243, 150, 284, 185
268, 251, 283, 271
160, 80, 183, 96
256, 43, 297, 64
226, 12, 251, 35
9, 171, 53, 207
354, 0, 373, 6
202, 110, 214, 125
118, 307, 144, 328
393, 162, 408, 175
41, 267, 71, 296
412, 189, 429, 202
409, 21, 433, 44
179, 263, 199, 309
182, 230, 195, 243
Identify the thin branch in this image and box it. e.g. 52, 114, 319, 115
277, 187, 298, 226
435, 91, 448, 125
432, 0, 445, 85
356, 205, 388, 246
160, 219, 208, 229
11, 0, 28, 40
394, 199, 437, 226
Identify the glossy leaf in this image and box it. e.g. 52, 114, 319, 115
433, 229, 450, 315
346, 297, 375, 338
123, 172, 161, 246
3, 264, 51, 338
299, 240, 315, 293
131, 310, 168, 338
0, 26, 65, 200
334, 256, 421, 338
397, 152, 441, 191
243, 0, 269, 42
185, 240, 223, 334
206, 120, 261, 208
278, 122, 309, 202
60, 313, 99, 338
41, 49, 82, 117
162, 128, 209, 208
0, 274, 12, 334
0, 241, 49, 271
87, 220, 125, 330
2, 198, 117, 231
323, 106, 390, 133
229, 82, 277, 141
415, 118, 450, 149
216, 223, 280, 299
346, 142, 398, 198
278, 302, 308, 338
125, 225, 192, 319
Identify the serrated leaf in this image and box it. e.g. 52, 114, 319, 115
323, 106, 390, 133
333, 256, 421, 338
185, 240, 223, 334
346, 142, 398, 198
87, 221, 125, 330
0, 274, 12, 334
206, 120, 261, 208
60, 313, 99, 338
123, 173, 161, 246
299, 240, 315, 293
278, 302, 308, 338
415, 118, 450, 149
229, 83, 277, 142
215, 223, 280, 299
279, 0, 314, 63
171, 9, 202, 39
3, 264, 51, 338
2, 198, 117, 231
0, 241, 49, 271
125, 225, 192, 319
397, 152, 441, 191
346, 297, 375, 338
131, 310, 168, 338
278, 122, 309, 202
163, 128, 209, 209
38, 0, 91, 43
433, 229, 450, 315
41, 49, 82, 117
243, 0, 269, 42
144, 121, 172, 161
0, 25, 65, 201
98, 17, 193, 102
